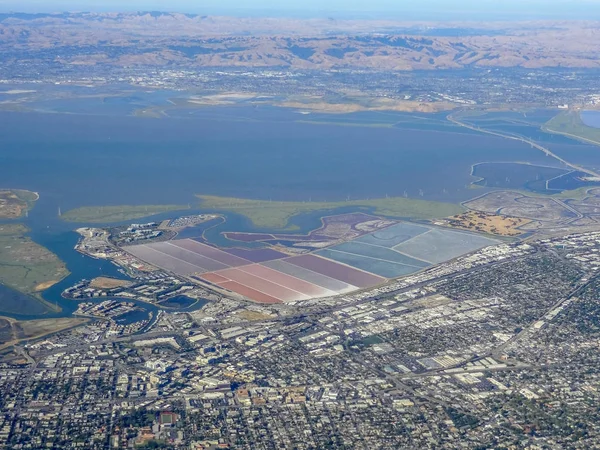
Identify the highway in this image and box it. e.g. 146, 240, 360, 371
448, 113, 600, 179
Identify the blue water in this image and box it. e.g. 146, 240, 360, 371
472, 162, 569, 193
114, 309, 151, 325
0, 104, 598, 319
462, 111, 600, 174
28, 88, 179, 116
581, 111, 600, 129
0, 202, 209, 319
158, 295, 199, 309
0, 107, 553, 210
0, 285, 50, 317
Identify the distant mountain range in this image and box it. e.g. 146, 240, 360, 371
1, 12, 599, 70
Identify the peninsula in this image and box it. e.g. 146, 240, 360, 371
0, 224, 70, 312
61, 204, 190, 223
0, 189, 38, 219
543, 110, 600, 147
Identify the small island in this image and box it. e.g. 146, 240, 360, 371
0, 189, 38, 219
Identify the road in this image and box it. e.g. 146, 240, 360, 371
448, 113, 600, 179
491, 273, 595, 357
541, 124, 600, 148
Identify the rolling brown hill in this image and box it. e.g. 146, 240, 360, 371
1, 12, 600, 70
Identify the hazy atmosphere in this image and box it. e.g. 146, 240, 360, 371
2, 0, 600, 447
3, 0, 600, 19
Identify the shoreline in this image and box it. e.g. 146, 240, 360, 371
0, 221, 70, 316
0, 315, 90, 352
197, 194, 465, 231
448, 112, 600, 179
0, 188, 39, 220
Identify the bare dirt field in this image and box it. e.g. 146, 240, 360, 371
34, 280, 61, 292
235, 310, 277, 322
89, 277, 132, 289
438, 211, 531, 236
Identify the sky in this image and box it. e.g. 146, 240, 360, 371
2, 0, 600, 20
